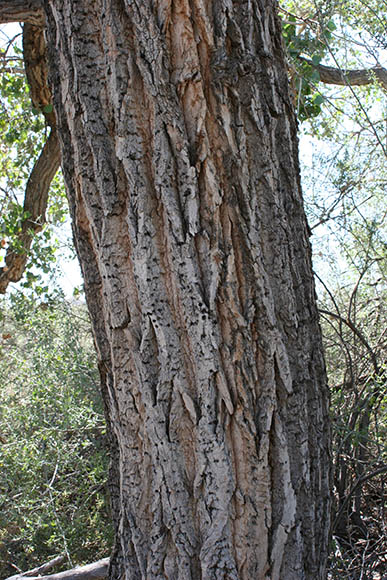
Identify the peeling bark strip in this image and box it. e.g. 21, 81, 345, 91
43, 1, 331, 578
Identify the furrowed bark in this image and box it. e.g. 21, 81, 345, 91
0, 0, 44, 26
43, 1, 331, 578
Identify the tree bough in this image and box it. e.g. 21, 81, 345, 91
0, 19, 60, 293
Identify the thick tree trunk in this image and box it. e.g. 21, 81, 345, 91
43, 1, 330, 578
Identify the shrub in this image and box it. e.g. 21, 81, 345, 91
0, 292, 113, 577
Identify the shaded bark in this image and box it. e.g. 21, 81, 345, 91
41, 1, 331, 578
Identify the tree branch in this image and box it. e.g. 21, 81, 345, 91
300, 56, 387, 91
0, 1, 44, 26
319, 308, 380, 376
0, 126, 61, 293
333, 465, 387, 532
5, 559, 110, 580
6, 556, 66, 580
22, 22, 56, 122
0, 23, 60, 294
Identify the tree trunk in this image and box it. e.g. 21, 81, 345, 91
43, 1, 330, 578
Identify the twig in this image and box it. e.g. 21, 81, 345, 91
333, 465, 387, 532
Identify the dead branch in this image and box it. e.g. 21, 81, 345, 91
6, 555, 65, 580
333, 465, 387, 532
319, 308, 381, 376
5, 558, 110, 580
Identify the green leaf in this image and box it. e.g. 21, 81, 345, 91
313, 94, 325, 106
310, 69, 321, 83
312, 54, 322, 66
43, 104, 53, 114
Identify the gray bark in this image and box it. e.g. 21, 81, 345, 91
42, 1, 331, 578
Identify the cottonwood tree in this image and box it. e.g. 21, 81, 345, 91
0, 1, 332, 579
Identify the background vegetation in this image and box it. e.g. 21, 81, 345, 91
0, 293, 113, 577
0, 1, 386, 578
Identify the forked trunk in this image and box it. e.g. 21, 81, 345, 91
44, 1, 330, 578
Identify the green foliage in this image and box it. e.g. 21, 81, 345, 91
0, 55, 44, 183
280, 1, 336, 120
0, 293, 113, 577
281, 0, 387, 124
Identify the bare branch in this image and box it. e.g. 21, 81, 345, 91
0, 1, 44, 26
5, 559, 110, 580
319, 308, 380, 376
333, 465, 387, 532
6, 556, 66, 580
300, 56, 387, 92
